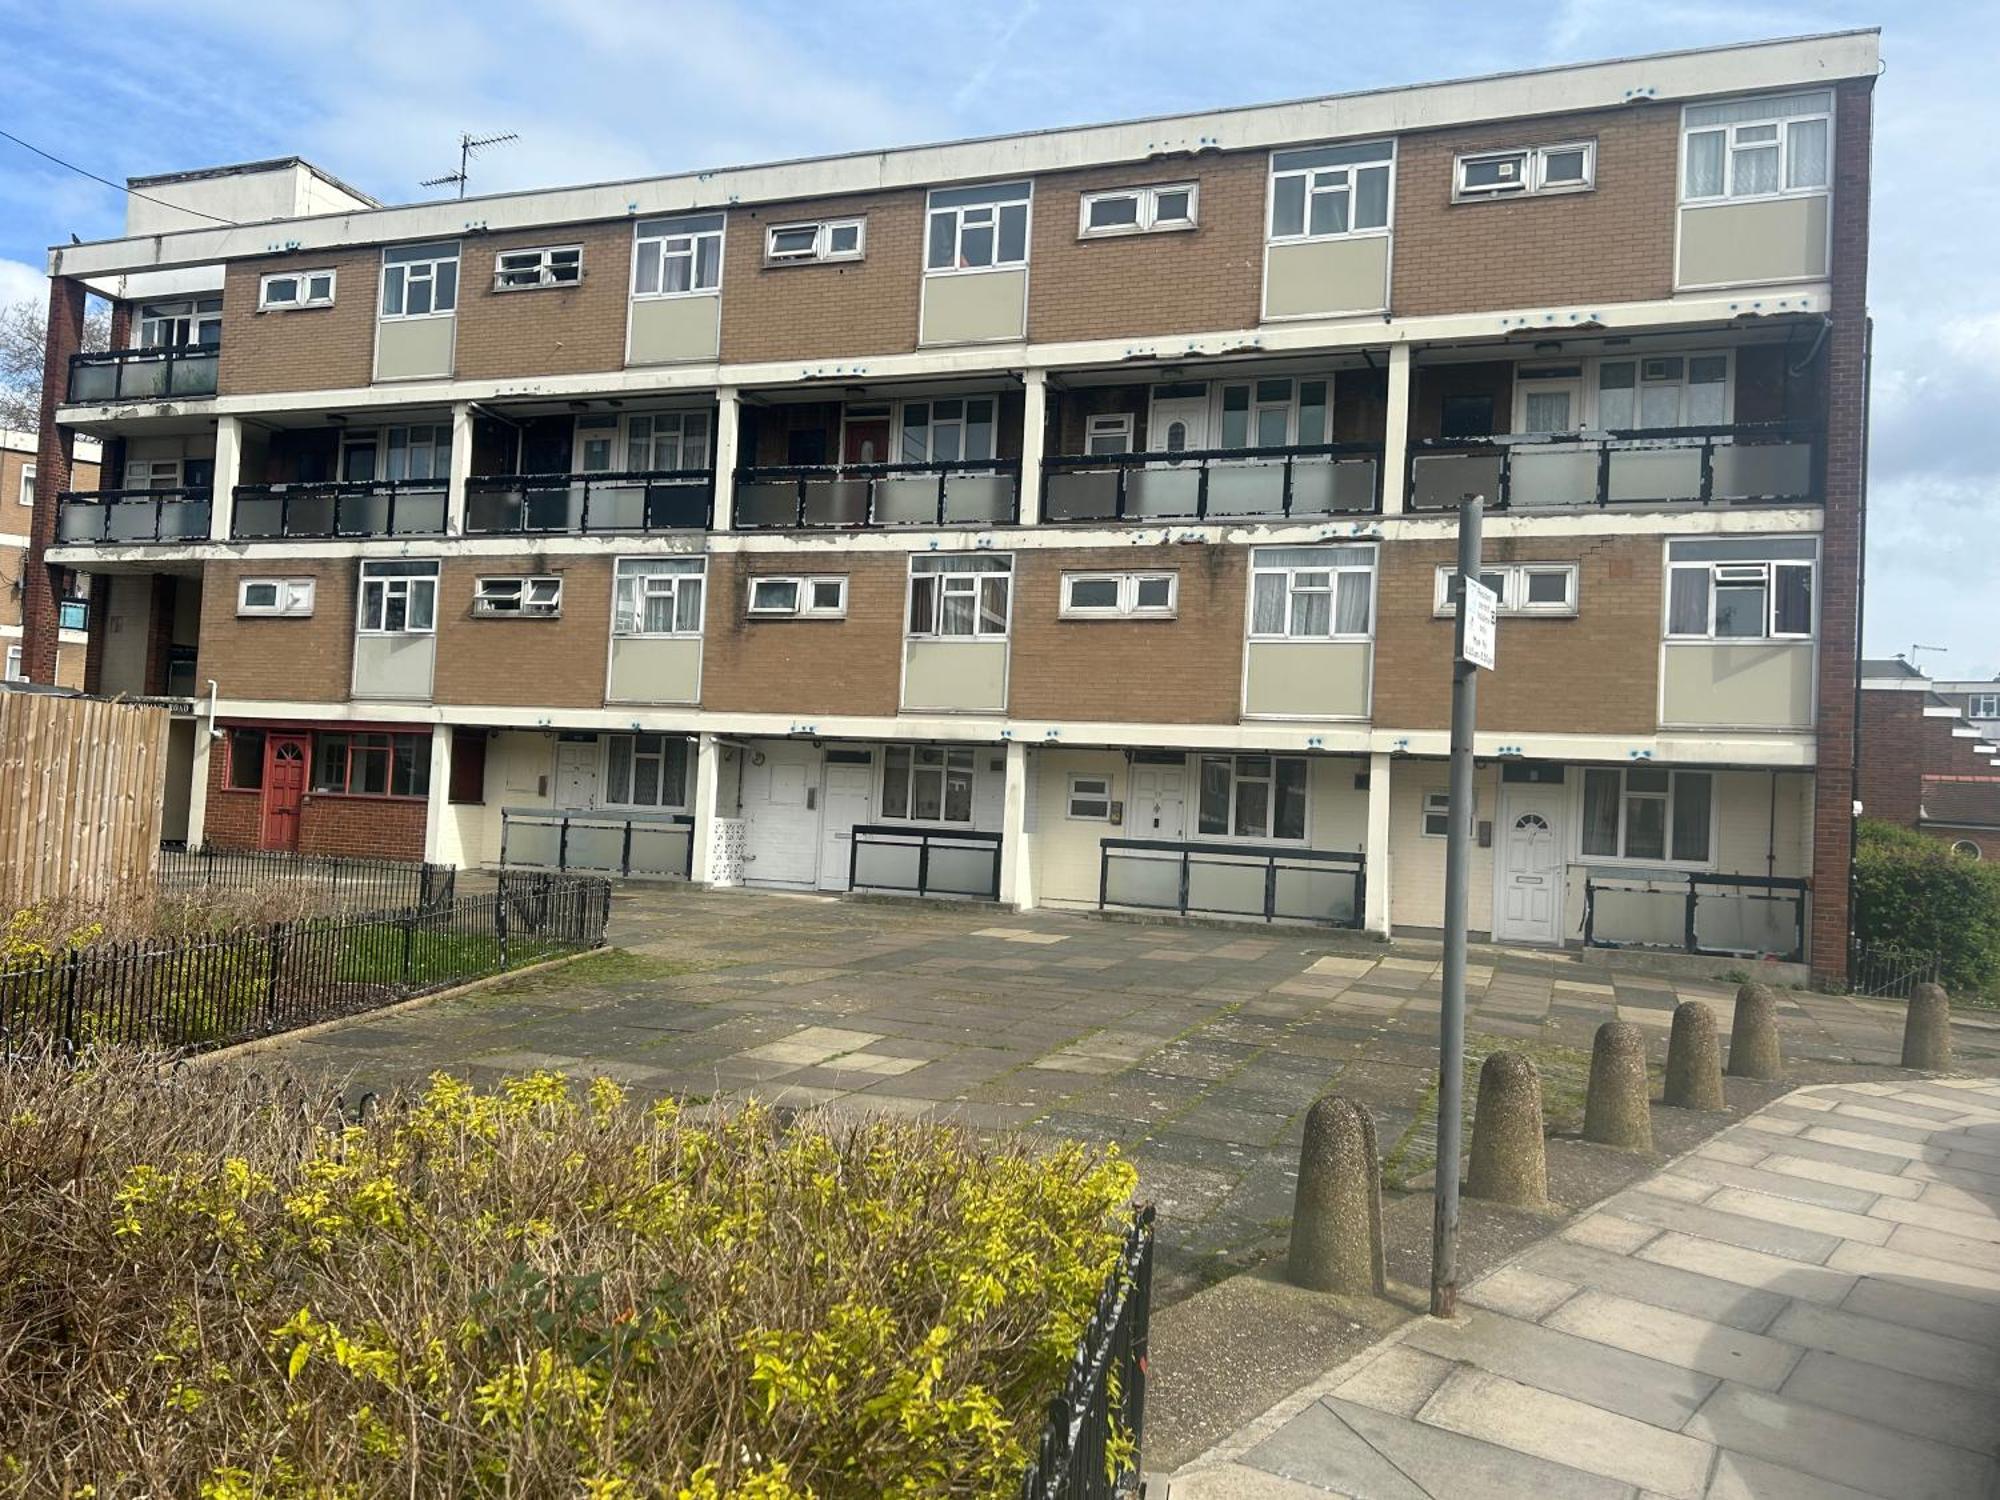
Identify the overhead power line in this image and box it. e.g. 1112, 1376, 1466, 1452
0, 125, 240, 227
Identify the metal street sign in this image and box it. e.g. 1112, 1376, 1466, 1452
1459, 576, 1498, 671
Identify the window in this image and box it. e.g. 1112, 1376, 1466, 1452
474, 576, 562, 617
1423, 791, 1455, 838
493, 246, 582, 290
1079, 182, 1198, 237
1268, 141, 1393, 241
357, 560, 438, 635
907, 555, 1011, 638
1060, 572, 1176, 618
1581, 767, 1712, 864
1969, 694, 2000, 720
237, 578, 316, 617
18, 462, 34, 506
3, 645, 22, 682
1433, 564, 1578, 617
58, 598, 87, 632
1067, 775, 1113, 821
612, 557, 705, 636
1249, 546, 1376, 639
1084, 414, 1134, 455
622, 411, 710, 473
1952, 840, 1983, 861
899, 398, 997, 463
748, 575, 847, 618
380, 243, 460, 318
926, 181, 1031, 272
1454, 142, 1595, 200
259, 269, 336, 310
765, 218, 865, 263
883, 746, 974, 823
226, 728, 265, 790
1197, 754, 1308, 841
605, 733, 688, 809
633, 214, 724, 296
312, 731, 431, 799
1596, 354, 1728, 431
1440, 394, 1494, 439
138, 297, 221, 347
340, 425, 451, 485
1666, 539, 1816, 640
1215, 377, 1333, 449
1683, 92, 1831, 202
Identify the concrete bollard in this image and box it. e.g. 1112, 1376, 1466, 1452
1583, 1021, 1654, 1151
1901, 982, 1953, 1072
1466, 1051, 1548, 1208
1664, 1001, 1726, 1110
1287, 1095, 1386, 1295
1726, 982, 1784, 1081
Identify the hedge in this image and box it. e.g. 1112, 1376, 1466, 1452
1852, 818, 2000, 997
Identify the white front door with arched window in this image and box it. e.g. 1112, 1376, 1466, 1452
1494, 784, 1564, 945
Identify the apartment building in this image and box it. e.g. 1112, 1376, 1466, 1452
2, 429, 96, 684
1859, 659, 2000, 861
22, 33, 1874, 979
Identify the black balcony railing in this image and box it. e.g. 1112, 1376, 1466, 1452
1043, 442, 1383, 523
1098, 837, 1366, 927
734, 460, 1020, 529
499, 810, 695, 879
232, 480, 448, 540
1407, 422, 1821, 512
848, 825, 1003, 900
55, 487, 212, 544
1581, 869, 1808, 964
464, 470, 713, 535
67, 344, 220, 403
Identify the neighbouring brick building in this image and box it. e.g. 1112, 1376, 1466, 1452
1859, 659, 2000, 862
26, 33, 1878, 979
2, 428, 96, 685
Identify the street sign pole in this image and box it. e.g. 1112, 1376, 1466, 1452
1431, 493, 1486, 1319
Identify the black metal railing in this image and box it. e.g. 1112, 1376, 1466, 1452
1044, 443, 1383, 523
734, 460, 1020, 529
1847, 943, 1943, 1000
1099, 837, 1365, 927
1408, 422, 1821, 512
67, 343, 220, 403
231, 480, 448, 539
849, 825, 1002, 900
499, 810, 695, 879
1581, 869, 1808, 964
0, 872, 608, 1054
464, 470, 713, 535
55, 486, 213, 544
157, 845, 457, 913
1018, 1205, 1154, 1500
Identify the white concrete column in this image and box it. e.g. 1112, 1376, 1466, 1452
422, 724, 455, 863
998, 739, 1036, 910
1379, 344, 1413, 517
1364, 750, 1393, 935
185, 715, 214, 849
710, 388, 740, 532
1015, 369, 1048, 526
446, 400, 474, 536
209, 414, 242, 541
689, 731, 722, 883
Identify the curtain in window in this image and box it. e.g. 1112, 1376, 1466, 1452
939, 580, 975, 636
607, 737, 632, 802
1251, 574, 1286, 634
642, 587, 676, 635
1198, 757, 1231, 836
1289, 575, 1331, 637
1732, 138, 1780, 197
1668, 569, 1710, 635
1597, 363, 1636, 429
1581, 769, 1620, 856
883, 748, 911, 819
1684, 132, 1725, 197
1671, 773, 1712, 862
1686, 93, 1831, 128
1624, 789, 1667, 860
1774, 564, 1813, 635
1334, 572, 1372, 635
1786, 118, 1829, 189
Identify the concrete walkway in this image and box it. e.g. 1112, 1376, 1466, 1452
1170, 1079, 2000, 1499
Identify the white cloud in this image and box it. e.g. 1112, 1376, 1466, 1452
0, 257, 49, 310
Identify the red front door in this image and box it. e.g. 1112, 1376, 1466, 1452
842, 418, 891, 465
261, 736, 309, 850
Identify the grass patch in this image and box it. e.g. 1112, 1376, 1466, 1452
1380, 1031, 1598, 1190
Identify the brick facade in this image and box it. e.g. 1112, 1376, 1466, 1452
218, 248, 382, 395
202, 727, 428, 860
455, 222, 634, 380
1856, 687, 2000, 862
722, 191, 926, 363
198, 558, 358, 702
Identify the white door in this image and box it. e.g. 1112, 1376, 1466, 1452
1130, 766, 1186, 841
818, 761, 874, 890
1495, 787, 1563, 944
1147, 393, 1209, 457
741, 744, 821, 886
553, 742, 599, 811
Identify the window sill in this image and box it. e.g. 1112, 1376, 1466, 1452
1076, 222, 1197, 242
905, 634, 1011, 644
303, 790, 428, 805
1247, 634, 1375, 645
760, 255, 865, 270
629, 289, 720, 303
255, 303, 337, 315
1449, 185, 1593, 206
1266, 228, 1393, 248
1680, 187, 1829, 209
612, 632, 704, 641
1059, 612, 1178, 623
922, 263, 1028, 279
377, 312, 456, 323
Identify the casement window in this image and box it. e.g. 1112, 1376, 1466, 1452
380, 243, 460, 319
1197, 754, 1308, 842
312, 731, 431, 799
124, 458, 197, 490
1268, 141, 1393, 241
1596, 354, 1728, 430
1078, 182, 1197, 237
138, 296, 221, 348
765, 218, 864, 263
3, 645, 21, 683
358, 561, 438, 634
926, 181, 1031, 273
623, 411, 710, 472
1433, 564, 1578, 617
58, 598, 87, 632
604, 732, 688, 810
237, 578, 316, 617
882, 745, 975, 824
747, 575, 847, 618
907, 555, 1011, 639
1085, 414, 1135, 455
18, 462, 33, 506
1216, 377, 1332, 449
1683, 91, 1831, 202
1453, 142, 1595, 200
474, 576, 562, 617
1581, 767, 1712, 864
259, 269, 336, 310
1067, 775, 1114, 821
1666, 538, 1816, 641
493, 246, 582, 290
226, 728, 266, 790
612, 557, 705, 636
900, 398, 997, 463
633, 213, 724, 297
1249, 546, 1376, 640
1969, 694, 2000, 719
1060, 572, 1176, 619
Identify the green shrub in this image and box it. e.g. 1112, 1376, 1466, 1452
1853, 818, 2000, 996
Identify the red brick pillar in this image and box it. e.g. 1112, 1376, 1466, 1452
143, 574, 177, 695
1809, 78, 1875, 987
21, 277, 87, 683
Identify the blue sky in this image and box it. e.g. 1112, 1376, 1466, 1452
0, 0, 1991, 676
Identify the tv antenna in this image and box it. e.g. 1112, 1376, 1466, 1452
1907, 643, 1949, 672
421, 131, 519, 199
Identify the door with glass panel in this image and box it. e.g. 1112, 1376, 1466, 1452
1506, 366, 1593, 508
1135, 385, 1209, 518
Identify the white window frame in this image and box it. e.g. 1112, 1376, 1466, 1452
493, 246, 582, 291
18, 462, 34, 506
258, 269, 336, 311
747, 575, 848, 619
764, 218, 865, 264
356, 561, 438, 636
137, 296, 221, 348
881, 745, 976, 825
1059, 572, 1177, 619
603, 732, 688, 812
1212, 376, 1337, 450
474, 575, 563, 617
612, 557, 706, 638
1680, 91, 1833, 205
1084, 413, 1135, 455
1969, 694, 2000, 720
1452, 142, 1596, 201
612, 410, 711, 473
1195, 753, 1310, 843
896, 396, 1000, 464
1432, 563, 1578, 618
907, 555, 1012, 640
1078, 182, 1199, 238
1664, 545, 1817, 642
236, 577, 315, 618
2, 645, 20, 683
1066, 774, 1114, 821
925, 181, 1032, 276
1267, 141, 1395, 244
1578, 766, 1715, 868
379, 243, 459, 320
1247, 545, 1377, 642
632, 214, 725, 299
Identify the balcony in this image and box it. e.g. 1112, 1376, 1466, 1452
1043, 443, 1382, 523
1581, 869, 1808, 964
1097, 838, 1366, 927
232, 480, 447, 540
55, 487, 213, 544
733, 460, 1019, 530
465, 470, 712, 536
67, 345, 219, 404
1408, 422, 1819, 512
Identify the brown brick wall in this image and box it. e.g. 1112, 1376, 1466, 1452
701, 552, 906, 717
198, 558, 358, 701
1856, 688, 2000, 828
721, 191, 925, 363
454, 223, 633, 380
202, 726, 427, 859
431, 553, 613, 710
1925, 825, 2000, 862
218, 247, 381, 395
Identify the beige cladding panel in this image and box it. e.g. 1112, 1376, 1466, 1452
1242, 641, 1371, 719
1263, 236, 1390, 319
352, 634, 436, 701
1661, 641, 1814, 729
919, 269, 1027, 346
628, 296, 721, 365
606, 637, 703, 704
374, 316, 456, 381
1677, 196, 1829, 288
902, 640, 1008, 713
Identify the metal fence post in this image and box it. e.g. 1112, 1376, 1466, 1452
263, 922, 283, 1033
59, 948, 82, 1051
495, 884, 509, 970
401, 908, 415, 986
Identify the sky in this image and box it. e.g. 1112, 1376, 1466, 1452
0, 0, 1991, 677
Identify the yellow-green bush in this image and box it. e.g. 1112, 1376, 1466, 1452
0, 1054, 1136, 1497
